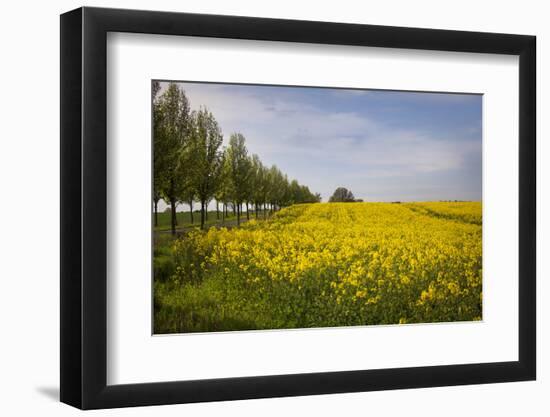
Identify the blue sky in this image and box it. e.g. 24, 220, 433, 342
159, 81, 482, 203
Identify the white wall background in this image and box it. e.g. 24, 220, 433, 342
0, 0, 545, 415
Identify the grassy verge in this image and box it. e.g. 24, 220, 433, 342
153, 209, 272, 231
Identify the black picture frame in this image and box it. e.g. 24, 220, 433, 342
60, 6, 536, 410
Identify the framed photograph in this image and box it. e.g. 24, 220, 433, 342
60, 6, 536, 409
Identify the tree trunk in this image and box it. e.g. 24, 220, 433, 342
246, 203, 250, 220
170, 199, 177, 235
255, 203, 258, 219
222, 203, 226, 224
237, 202, 241, 226
200, 200, 205, 230
189, 200, 194, 224
263, 203, 267, 219
216, 201, 220, 220
232, 202, 236, 217
154, 199, 158, 227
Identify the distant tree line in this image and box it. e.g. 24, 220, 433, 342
153, 82, 321, 234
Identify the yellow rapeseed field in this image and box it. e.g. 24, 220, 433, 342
154, 202, 482, 333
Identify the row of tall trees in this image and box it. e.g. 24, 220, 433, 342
153, 82, 320, 234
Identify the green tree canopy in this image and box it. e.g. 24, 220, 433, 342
329, 187, 356, 202
154, 82, 191, 234
188, 107, 224, 229
226, 133, 252, 224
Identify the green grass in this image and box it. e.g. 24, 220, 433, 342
153, 234, 176, 282
153, 209, 271, 231
154, 280, 259, 333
